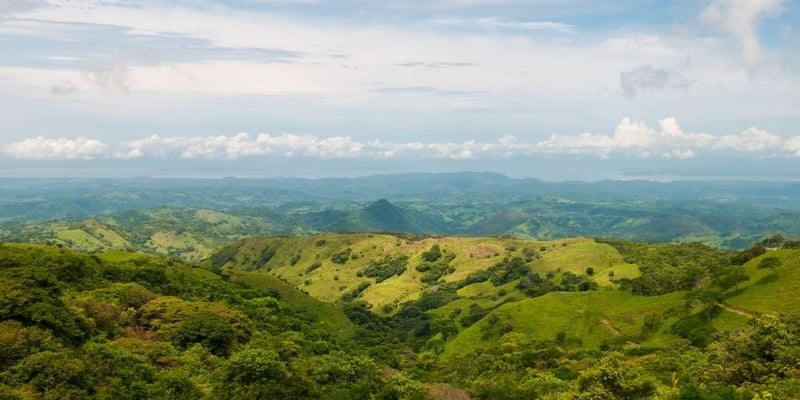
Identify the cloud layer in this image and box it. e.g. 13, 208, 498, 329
4, 118, 800, 161
4, 136, 107, 160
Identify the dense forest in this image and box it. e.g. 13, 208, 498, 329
2, 232, 800, 399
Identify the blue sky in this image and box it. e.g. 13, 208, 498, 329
0, 0, 798, 179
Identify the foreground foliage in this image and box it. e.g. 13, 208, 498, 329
3, 235, 800, 399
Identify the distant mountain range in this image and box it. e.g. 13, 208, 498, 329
3, 173, 800, 261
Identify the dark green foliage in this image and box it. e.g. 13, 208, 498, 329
760, 234, 786, 248
463, 269, 490, 285
757, 256, 781, 269
731, 244, 766, 265
0, 244, 435, 400
8, 351, 92, 399
715, 270, 749, 291
149, 370, 204, 400
101, 261, 169, 292
488, 257, 530, 286
213, 348, 296, 399
208, 243, 239, 271
673, 382, 751, 400
415, 252, 456, 284
459, 304, 489, 328
603, 240, 733, 295
256, 246, 276, 268
82, 343, 156, 400
330, 248, 352, 264
416, 287, 458, 311
0, 266, 92, 345
342, 282, 371, 302
422, 245, 442, 262
363, 255, 409, 283
306, 261, 323, 274
671, 314, 718, 347
560, 271, 598, 292
171, 311, 242, 356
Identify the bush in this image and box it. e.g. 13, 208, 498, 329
331, 249, 352, 265
305, 262, 323, 274
363, 255, 409, 283
421, 245, 442, 262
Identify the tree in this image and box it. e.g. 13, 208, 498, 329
172, 311, 240, 356
213, 348, 294, 399
758, 256, 782, 273
10, 351, 92, 399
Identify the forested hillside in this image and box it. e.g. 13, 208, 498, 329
2, 235, 800, 398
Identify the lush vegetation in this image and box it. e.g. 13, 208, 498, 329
0, 234, 800, 399
5, 155, 800, 400
5, 228, 800, 398
0, 244, 431, 399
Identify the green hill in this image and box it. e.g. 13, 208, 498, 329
0, 243, 441, 399
6, 236, 800, 398
203, 233, 800, 398
3, 208, 278, 263
209, 234, 629, 309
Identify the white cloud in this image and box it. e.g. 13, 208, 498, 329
2, 119, 797, 162
536, 117, 697, 157
701, 0, 787, 71
714, 127, 783, 152
113, 119, 795, 160
783, 136, 800, 157
662, 149, 696, 160
4, 136, 107, 160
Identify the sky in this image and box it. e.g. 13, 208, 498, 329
0, 0, 799, 179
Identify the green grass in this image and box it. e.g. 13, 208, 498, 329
725, 249, 800, 316
97, 250, 146, 263
223, 234, 631, 309
534, 238, 626, 275
442, 290, 686, 358
56, 229, 106, 250
231, 271, 356, 341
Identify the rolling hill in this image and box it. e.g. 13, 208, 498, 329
209, 233, 800, 363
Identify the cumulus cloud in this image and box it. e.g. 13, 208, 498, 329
662, 149, 696, 160
4, 136, 107, 160
6, 119, 798, 162
536, 117, 713, 158
142, 118, 780, 161
119, 133, 498, 160
701, 0, 787, 71
783, 136, 800, 157
714, 127, 783, 152
619, 65, 692, 98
